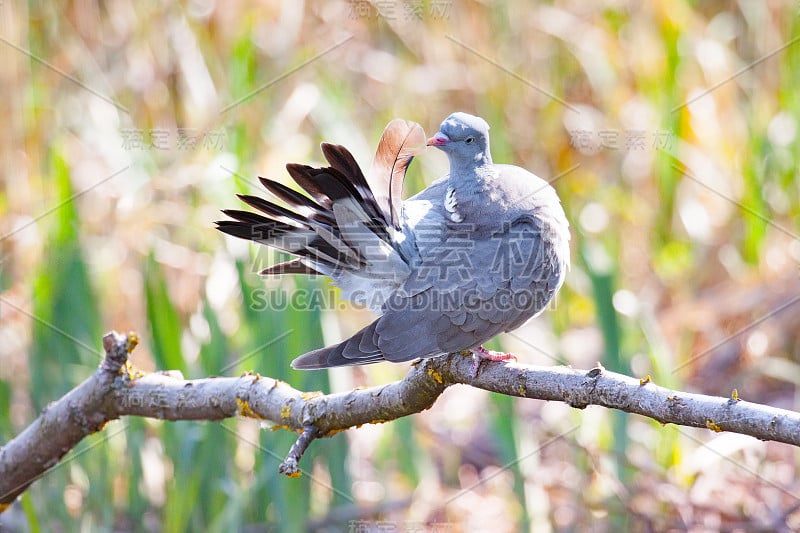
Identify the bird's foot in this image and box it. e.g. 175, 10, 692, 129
469, 346, 517, 378
474, 345, 517, 362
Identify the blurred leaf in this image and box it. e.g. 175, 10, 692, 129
226, 22, 259, 162
30, 148, 101, 407
198, 299, 228, 376
144, 253, 186, 374
581, 242, 632, 492
0, 379, 11, 438
488, 394, 529, 531
652, 18, 683, 247
162, 422, 232, 532
740, 153, 769, 264
124, 417, 149, 524
20, 492, 41, 533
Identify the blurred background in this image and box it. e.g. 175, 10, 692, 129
1, 0, 800, 531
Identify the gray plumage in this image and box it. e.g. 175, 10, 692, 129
217, 112, 570, 369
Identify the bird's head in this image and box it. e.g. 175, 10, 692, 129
427, 112, 492, 165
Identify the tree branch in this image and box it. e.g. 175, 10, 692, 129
2, 330, 800, 510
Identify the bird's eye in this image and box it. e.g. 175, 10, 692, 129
465, 137, 475, 144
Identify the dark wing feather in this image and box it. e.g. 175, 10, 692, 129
217, 211, 347, 267
285, 164, 333, 207
236, 194, 312, 227
286, 164, 377, 215
321, 143, 385, 224
217, 122, 413, 307
220, 209, 281, 228
215, 220, 264, 241
260, 258, 320, 276
258, 177, 335, 225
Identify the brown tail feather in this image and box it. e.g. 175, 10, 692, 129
368, 119, 427, 229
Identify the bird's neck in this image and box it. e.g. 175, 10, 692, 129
448, 154, 493, 183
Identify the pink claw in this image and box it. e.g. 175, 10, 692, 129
474, 345, 517, 362
469, 345, 517, 378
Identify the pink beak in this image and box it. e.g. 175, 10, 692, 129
426, 132, 450, 146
